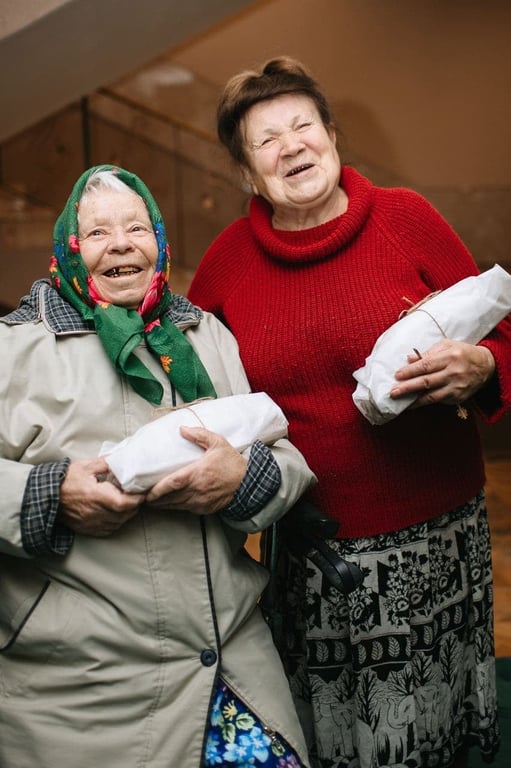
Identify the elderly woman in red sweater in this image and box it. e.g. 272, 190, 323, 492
188, 56, 511, 768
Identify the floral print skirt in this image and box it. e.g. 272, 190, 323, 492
204, 678, 303, 767
269, 492, 500, 768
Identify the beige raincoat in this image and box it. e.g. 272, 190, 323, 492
0, 281, 315, 768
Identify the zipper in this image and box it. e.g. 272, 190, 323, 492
262, 724, 279, 744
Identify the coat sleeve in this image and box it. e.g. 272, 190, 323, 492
226, 436, 317, 533
0, 320, 36, 556
0, 458, 34, 556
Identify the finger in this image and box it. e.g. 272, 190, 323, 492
93, 483, 145, 515
179, 425, 228, 451
390, 371, 440, 398
146, 473, 186, 502
85, 456, 111, 475
405, 348, 422, 364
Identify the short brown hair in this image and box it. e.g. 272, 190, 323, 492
217, 56, 336, 166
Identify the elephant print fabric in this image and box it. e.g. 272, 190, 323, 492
271, 491, 499, 768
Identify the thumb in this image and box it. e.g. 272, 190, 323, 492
85, 455, 111, 476
179, 425, 224, 451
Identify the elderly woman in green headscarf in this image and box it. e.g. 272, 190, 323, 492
0, 165, 315, 768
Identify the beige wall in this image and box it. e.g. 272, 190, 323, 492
120, 0, 511, 274
0, 0, 68, 38
1, 0, 510, 307
171, 0, 511, 188
0, 0, 258, 143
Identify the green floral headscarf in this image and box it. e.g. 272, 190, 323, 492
51, 164, 216, 405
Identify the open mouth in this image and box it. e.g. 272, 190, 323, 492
286, 163, 313, 177
103, 266, 141, 278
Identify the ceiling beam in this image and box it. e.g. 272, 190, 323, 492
0, 0, 256, 142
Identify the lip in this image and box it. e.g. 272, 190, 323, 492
103, 266, 142, 278
285, 163, 314, 178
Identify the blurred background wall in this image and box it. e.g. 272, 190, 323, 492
1, 0, 510, 298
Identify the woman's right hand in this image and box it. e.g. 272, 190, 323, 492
58, 457, 145, 536
145, 425, 247, 515
390, 339, 495, 407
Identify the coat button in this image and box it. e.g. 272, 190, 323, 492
200, 649, 218, 667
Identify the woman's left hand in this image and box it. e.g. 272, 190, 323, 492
145, 425, 247, 514
389, 339, 495, 407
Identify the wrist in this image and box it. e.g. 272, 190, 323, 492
479, 345, 495, 381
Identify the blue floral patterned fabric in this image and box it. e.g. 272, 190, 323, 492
204, 678, 303, 767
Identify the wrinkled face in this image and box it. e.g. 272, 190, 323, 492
78, 188, 158, 309
241, 93, 341, 228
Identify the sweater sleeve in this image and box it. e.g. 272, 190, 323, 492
188, 219, 251, 321
375, 187, 511, 420
373, 186, 480, 289
476, 316, 511, 422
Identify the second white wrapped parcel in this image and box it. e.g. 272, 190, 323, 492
352, 264, 511, 425
101, 391, 289, 492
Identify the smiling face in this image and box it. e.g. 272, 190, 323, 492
241, 93, 346, 230
77, 188, 158, 309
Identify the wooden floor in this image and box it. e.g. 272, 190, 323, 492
486, 457, 511, 657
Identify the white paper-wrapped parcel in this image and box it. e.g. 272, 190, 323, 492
352, 264, 511, 426
100, 392, 289, 492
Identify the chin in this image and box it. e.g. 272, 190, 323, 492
108, 292, 144, 309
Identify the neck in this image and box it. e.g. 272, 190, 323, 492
272, 186, 348, 231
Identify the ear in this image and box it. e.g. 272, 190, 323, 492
241, 166, 259, 196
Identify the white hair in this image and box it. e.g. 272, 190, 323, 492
81, 168, 134, 198
77, 169, 145, 229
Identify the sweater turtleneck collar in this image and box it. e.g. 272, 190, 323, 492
248, 165, 374, 264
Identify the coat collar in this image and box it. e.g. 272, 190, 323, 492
0, 279, 203, 334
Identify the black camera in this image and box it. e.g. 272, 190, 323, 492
262, 499, 364, 595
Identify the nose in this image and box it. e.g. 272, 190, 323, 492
280, 131, 305, 157
108, 227, 133, 252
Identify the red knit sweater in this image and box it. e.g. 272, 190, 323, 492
188, 166, 511, 538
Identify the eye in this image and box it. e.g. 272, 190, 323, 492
252, 136, 277, 151
297, 121, 313, 131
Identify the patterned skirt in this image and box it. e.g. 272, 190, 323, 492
268, 492, 500, 768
